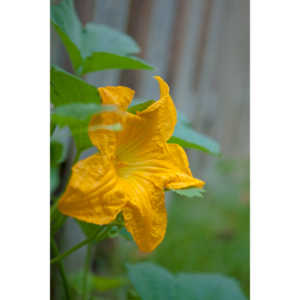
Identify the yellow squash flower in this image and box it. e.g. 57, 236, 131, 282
58, 76, 205, 252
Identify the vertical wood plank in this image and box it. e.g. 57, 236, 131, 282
119, 0, 154, 92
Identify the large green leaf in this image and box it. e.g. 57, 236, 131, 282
127, 263, 174, 300
127, 263, 246, 300
169, 123, 221, 156
50, 65, 100, 106
51, 0, 153, 74
174, 274, 247, 300
81, 52, 152, 75
170, 110, 220, 155
51, 0, 83, 71
81, 23, 140, 56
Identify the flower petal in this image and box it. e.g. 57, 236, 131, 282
116, 112, 165, 166
58, 153, 127, 225
122, 177, 167, 253
98, 86, 135, 111
137, 76, 177, 141
88, 86, 135, 158
88, 111, 119, 159
164, 143, 205, 189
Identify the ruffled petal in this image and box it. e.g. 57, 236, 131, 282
122, 177, 167, 253
88, 111, 119, 159
88, 86, 134, 157
137, 76, 177, 141
98, 86, 135, 111
164, 143, 205, 190
58, 153, 127, 225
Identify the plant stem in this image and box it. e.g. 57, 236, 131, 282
51, 237, 71, 300
51, 226, 109, 265
82, 243, 93, 300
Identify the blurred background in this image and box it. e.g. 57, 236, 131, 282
51, 0, 249, 298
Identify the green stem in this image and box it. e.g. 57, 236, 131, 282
51, 226, 109, 265
51, 237, 71, 300
82, 243, 93, 300
50, 201, 68, 236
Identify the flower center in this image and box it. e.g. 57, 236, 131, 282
115, 159, 132, 178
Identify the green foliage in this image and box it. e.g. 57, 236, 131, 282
76, 220, 103, 240
127, 263, 173, 300
70, 271, 127, 295
77, 215, 124, 242
51, 65, 122, 154
128, 100, 155, 114
50, 140, 64, 166
171, 187, 205, 199
51, 0, 153, 75
174, 273, 246, 300
51, 65, 100, 106
81, 52, 153, 75
169, 122, 221, 156
127, 262, 246, 300
50, 141, 63, 195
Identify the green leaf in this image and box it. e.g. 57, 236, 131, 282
51, 126, 70, 162
128, 100, 155, 114
81, 52, 153, 75
127, 262, 246, 300
127, 263, 174, 300
51, 65, 100, 106
50, 120, 56, 136
169, 121, 221, 156
171, 187, 205, 199
50, 140, 64, 166
81, 23, 140, 56
174, 274, 247, 300
51, 0, 153, 74
51, 0, 83, 72
76, 220, 104, 239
